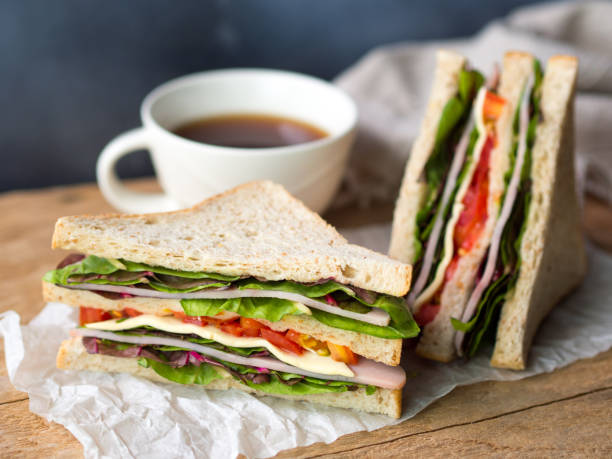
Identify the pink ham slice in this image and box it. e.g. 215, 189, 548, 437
63, 284, 391, 326
454, 73, 535, 355
408, 116, 475, 306
72, 328, 406, 390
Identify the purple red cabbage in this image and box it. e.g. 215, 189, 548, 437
68, 271, 152, 284
82, 337, 159, 361
350, 286, 378, 305
112, 328, 271, 358
83, 337, 276, 384
325, 294, 338, 306
154, 274, 231, 290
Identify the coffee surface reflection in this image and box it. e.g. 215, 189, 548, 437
173, 113, 328, 149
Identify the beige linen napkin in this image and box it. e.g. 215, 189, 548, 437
334, 1, 612, 208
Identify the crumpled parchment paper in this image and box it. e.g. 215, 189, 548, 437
1, 223, 612, 459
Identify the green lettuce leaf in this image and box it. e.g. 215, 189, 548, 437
181, 297, 306, 322
241, 376, 353, 395
464, 287, 507, 357
237, 279, 372, 313
450, 273, 509, 333
217, 360, 368, 395
43, 255, 238, 287
413, 69, 484, 264
311, 294, 419, 339
138, 356, 372, 396
146, 281, 230, 293
138, 357, 223, 385
121, 261, 240, 281
43, 255, 121, 284
239, 279, 356, 300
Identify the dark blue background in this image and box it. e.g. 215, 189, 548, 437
2, 0, 549, 192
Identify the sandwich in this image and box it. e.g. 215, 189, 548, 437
44, 181, 418, 418
389, 50, 585, 369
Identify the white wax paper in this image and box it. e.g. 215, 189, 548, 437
2, 223, 612, 459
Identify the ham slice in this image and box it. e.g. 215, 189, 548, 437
71, 328, 406, 389
454, 73, 535, 355
408, 116, 475, 306
63, 284, 391, 326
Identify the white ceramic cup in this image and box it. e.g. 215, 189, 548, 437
96, 68, 357, 214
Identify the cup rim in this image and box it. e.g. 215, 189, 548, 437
140, 68, 358, 157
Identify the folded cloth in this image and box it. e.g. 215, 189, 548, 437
334, 1, 612, 208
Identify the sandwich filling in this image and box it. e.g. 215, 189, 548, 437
68, 306, 406, 395
410, 87, 504, 312
44, 254, 419, 339
409, 60, 543, 356
452, 61, 543, 356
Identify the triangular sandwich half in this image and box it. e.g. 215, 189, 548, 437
490, 54, 586, 369
389, 50, 585, 369
45, 181, 417, 417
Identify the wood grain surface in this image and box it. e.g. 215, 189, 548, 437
1, 179, 611, 458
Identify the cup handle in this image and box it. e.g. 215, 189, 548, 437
96, 128, 178, 213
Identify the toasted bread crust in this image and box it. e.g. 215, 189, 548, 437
52, 181, 411, 297
44, 281, 402, 366
57, 337, 403, 418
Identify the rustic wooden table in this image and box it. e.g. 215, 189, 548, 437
1, 180, 611, 458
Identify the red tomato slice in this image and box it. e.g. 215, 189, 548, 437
414, 303, 441, 327
79, 307, 112, 326
260, 329, 304, 355
219, 320, 244, 337
123, 307, 142, 317
454, 135, 492, 253
483, 91, 506, 122
239, 317, 265, 337
172, 310, 187, 320
183, 315, 209, 327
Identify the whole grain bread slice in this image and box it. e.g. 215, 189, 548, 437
490, 55, 586, 369
52, 181, 411, 297
57, 336, 403, 418
44, 282, 402, 366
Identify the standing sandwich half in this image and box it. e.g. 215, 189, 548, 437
390, 50, 585, 369
44, 181, 418, 418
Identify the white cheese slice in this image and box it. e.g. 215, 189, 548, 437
86, 314, 354, 378
415, 88, 489, 310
